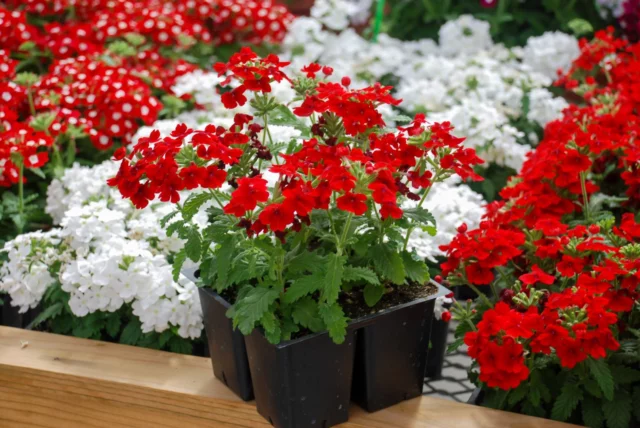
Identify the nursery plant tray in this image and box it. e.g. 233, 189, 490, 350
0, 326, 578, 428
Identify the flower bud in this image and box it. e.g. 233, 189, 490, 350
322, 66, 333, 76
341, 76, 351, 87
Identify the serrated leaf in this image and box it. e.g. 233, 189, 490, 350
588, 358, 614, 401
610, 364, 640, 384
403, 206, 436, 227
529, 370, 551, 407
323, 253, 345, 304
215, 234, 235, 289
318, 303, 348, 344
287, 251, 325, 275
401, 251, 430, 283
25, 302, 63, 330
343, 266, 380, 285
507, 384, 528, 406
284, 274, 323, 304
291, 297, 324, 333
160, 210, 180, 228
172, 250, 187, 281
120, 319, 142, 345
584, 378, 602, 398
603, 390, 632, 428
185, 228, 202, 262
233, 287, 279, 335
168, 337, 193, 354
166, 220, 185, 237
371, 244, 405, 285
182, 192, 214, 221
105, 314, 121, 338
582, 396, 604, 428
551, 382, 582, 421
363, 283, 384, 307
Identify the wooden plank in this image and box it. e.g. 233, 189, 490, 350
0, 327, 577, 428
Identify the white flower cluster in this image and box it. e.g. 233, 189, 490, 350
283, 9, 578, 172
405, 178, 485, 261
2, 162, 204, 339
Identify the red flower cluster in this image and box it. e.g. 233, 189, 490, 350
2, 0, 293, 54
111, 48, 484, 237
443, 30, 640, 391
0, 1, 293, 188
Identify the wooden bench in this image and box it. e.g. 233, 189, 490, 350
0, 326, 577, 427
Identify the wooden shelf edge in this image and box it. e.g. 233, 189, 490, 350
0, 326, 578, 428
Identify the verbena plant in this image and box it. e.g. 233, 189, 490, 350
109, 48, 484, 344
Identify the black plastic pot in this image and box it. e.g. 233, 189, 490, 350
1, 296, 41, 329
198, 286, 254, 401
424, 314, 450, 379
468, 388, 484, 405
245, 328, 357, 428
349, 282, 447, 412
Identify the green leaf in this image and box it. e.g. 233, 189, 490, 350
29, 167, 46, 179
507, 384, 528, 406
371, 244, 405, 285
25, 302, 63, 330
318, 303, 348, 344
587, 358, 614, 401
233, 287, 279, 335
610, 364, 640, 384
342, 266, 380, 285
168, 337, 193, 354
567, 18, 593, 36
401, 251, 430, 284
363, 283, 384, 307
268, 105, 307, 132
602, 390, 632, 428
216, 235, 236, 289
166, 220, 185, 237
185, 228, 202, 262
287, 251, 325, 275
284, 274, 323, 304
529, 370, 551, 407
403, 206, 436, 227
182, 192, 214, 221
160, 210, 180, 228
551, 382, 582, 421
291, 297, 324, 333
584, 378, 602, 398
120, 319, 142, 345
172, 249, 187, 281
323, 253, 346, 304
105, 314, 122, 338
260, 312, 282, 344
582, 396, 604, 428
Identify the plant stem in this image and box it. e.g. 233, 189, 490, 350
339, 213, 353, 249
467, 283, 494, 308
17, 162, 24, 234
580, 171, 591, 222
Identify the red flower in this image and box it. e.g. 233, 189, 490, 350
336, 192, 368, 215
224, 176, 270, 216
556, 255, 587, 277
519, 265, 555, 286
465, 263, 494, 285
259, 203, 294, 232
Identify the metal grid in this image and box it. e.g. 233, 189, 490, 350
423, 321, 476, 403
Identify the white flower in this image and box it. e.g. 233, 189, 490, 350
438, 15, 492, 56
405, 178, 485, 261
522, 31, 580, 79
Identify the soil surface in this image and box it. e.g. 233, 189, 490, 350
340, 281, 438, 320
